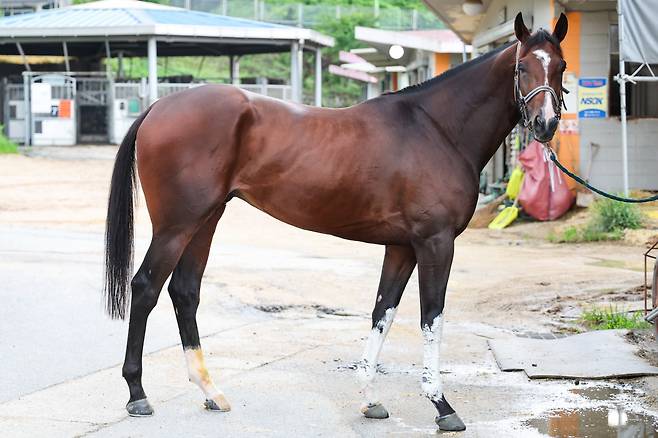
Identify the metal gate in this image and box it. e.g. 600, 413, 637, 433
112, 82, 144, 144
77, 77, 111, 143
28, 73, 76, 146
3, 83, 26, 143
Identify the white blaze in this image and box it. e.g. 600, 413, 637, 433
533, 49, 556, 120
357, 307, 397, 407
421, 314, 444, 401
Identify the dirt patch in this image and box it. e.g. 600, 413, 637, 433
626, 330, 658, 368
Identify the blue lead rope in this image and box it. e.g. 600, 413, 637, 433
546, 149, 658, 204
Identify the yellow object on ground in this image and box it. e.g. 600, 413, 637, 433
506, 167, 525, 200
488, 203, 519, 230
646, 210, 658, 220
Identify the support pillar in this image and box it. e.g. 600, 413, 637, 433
62, 42, 70, 72
314, 48, 322, 107
290, 41, 301, 103
118, 51, 124, 78
16, 42, 30, 72
147, 37, 158, 105
618, 0, 629, 196
231, 56, 240, 86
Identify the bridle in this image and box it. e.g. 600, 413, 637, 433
512, 43, 658, 204
513, 42, 567, 131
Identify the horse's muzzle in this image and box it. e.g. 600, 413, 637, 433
532, 115, 559, 143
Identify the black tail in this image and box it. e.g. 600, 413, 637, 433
104, 108, 151, 319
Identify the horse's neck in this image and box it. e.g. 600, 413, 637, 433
416, 45, 520, 173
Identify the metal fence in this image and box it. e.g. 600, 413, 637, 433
163, 0, 442, 30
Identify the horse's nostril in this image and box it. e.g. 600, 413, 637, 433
534, 115, 546, 130
547, 117, 559, 132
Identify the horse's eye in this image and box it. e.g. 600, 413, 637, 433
559, 60, 567, 72
518, 63, 526, 73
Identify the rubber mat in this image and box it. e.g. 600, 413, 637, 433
488, 330, 658, 379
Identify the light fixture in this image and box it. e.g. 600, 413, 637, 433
388, 44, 404, 60
462, 0, 484, 16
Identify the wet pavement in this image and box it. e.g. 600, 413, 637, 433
527, 385, 658, 437
1, 148, 658, 436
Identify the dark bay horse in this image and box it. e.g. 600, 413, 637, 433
104, 12, 568, 431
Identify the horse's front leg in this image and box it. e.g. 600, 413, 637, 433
357, 245, 416, 419
413, 231, 466, 432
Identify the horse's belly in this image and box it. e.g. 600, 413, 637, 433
233, 177, 410, 245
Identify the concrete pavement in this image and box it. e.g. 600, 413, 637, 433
1, 147, 657, 436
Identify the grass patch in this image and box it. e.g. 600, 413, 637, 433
549, 198, 643, 243
0, 125, 18, 154
548, 225, 624, 243
581, 306, 651, 330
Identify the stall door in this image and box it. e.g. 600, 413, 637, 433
77, 78, 110, 144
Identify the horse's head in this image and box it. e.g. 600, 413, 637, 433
513, 12, 568, 143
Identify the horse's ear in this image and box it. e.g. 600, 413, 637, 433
552, 12, 568, 42
514, 12, 530, 44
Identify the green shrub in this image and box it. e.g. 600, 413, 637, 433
549, 198, 643, 243
590, 198, 643, 232
0, 126, 18, 154
581, 306, 650, 330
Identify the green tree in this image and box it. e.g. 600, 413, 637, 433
312, 13, 376, 106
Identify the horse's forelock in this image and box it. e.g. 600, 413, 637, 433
523, 29, 562, 56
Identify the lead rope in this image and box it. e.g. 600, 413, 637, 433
542, 147, 556, 192
543, 145, 658, 203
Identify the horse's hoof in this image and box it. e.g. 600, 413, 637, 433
126, 398, 154, 417
204, 394, 231, 412
435, 413, 466, 431
361, 403, 389, 419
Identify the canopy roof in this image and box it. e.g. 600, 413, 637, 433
0, 0, 333, 58
352, 27, 470, 68
422, 0, 616, 44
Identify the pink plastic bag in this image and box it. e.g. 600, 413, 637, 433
518, 141, 574, 221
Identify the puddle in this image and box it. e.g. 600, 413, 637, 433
253, 303, 362, 318
526, 407, 657, 437
570, 385, 622, 401
527, 385, 658, 437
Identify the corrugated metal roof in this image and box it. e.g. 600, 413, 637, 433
0, 0, 334, 47
0, 1, 286, 29
1, 8, 143, 28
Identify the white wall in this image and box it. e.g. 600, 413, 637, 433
475, 0, 533, 35
581, 119, 658, 191
578, 10, 658, 191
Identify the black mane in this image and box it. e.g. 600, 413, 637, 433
389, 29, 561, 96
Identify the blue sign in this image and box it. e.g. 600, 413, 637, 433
578, 78, 607, 118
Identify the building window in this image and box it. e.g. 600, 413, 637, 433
609, 24, 658, 118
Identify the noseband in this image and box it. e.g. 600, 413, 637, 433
513, 42, 566, 130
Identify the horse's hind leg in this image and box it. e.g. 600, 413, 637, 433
413, 232, 465, 432
167, 206, 231, 412
122, 226, 199, 416
357, 245, 416, 419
